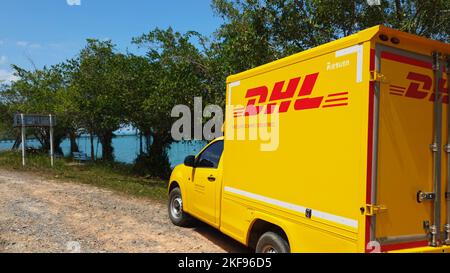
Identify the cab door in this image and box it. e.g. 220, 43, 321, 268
190, 140, 224, 226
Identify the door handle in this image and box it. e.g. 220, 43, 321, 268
208, 175, 216, 182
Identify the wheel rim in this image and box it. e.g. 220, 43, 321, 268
261, 245, 278, 253
171, 196, 183, 219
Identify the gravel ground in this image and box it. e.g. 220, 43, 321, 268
0, 169, 248, 253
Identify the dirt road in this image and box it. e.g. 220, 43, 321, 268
0, 169, 248, 253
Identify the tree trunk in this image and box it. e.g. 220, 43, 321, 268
132, 131, 172, 179
394, 0, 403, 22
149, 133, 164, 157
36, 128, 49, 151
12, 136, 21, 150
37, 128, 64, 155
69, 131, 79, 156
139, 131, 143, 155
90, 132, 95, 161
99, 131, 114, 161
143, 130, 152, 154
148, 132, 172, 178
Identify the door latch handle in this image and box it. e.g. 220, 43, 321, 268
417, 191, 436, 203
207, 175, 216, 182
365, 204, 387, 216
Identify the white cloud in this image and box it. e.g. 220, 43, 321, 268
0, 69, 19, 84
17, 41, 29, 47
67, 0, 81, 6
0, 56, 7, 65
16, 41, 41, 49
29, 43, 41, 48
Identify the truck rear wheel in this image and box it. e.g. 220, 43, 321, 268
255, 231, 290, 253
168, 187, 193, 227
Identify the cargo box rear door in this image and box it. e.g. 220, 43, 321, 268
374, 45, 447, 251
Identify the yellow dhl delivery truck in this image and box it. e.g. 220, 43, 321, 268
168, 25, 450, 253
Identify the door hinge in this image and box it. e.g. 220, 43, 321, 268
365, 204, 387, 216
430, 143, 439, 152
444, 224, 450, 245
370, 71, 386, 82
444, 144, 450, 153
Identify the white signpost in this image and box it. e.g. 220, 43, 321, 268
13, 114, 56, 167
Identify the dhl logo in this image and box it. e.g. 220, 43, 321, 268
234, 73, 348, 117
389, 72, 448, 103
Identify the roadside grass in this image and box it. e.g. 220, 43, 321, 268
0, 151, 168, 201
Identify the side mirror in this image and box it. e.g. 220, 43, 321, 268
184, 155, 196, 167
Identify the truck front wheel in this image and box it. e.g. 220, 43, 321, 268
255, 231, 290, 253
168, 187, 193, 227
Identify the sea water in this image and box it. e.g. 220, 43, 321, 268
0, 136, 206, 168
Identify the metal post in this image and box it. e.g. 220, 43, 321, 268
370, 47, 382, 243
49, 114, 54, 167
20, 113, 26, 166
446, 56, 450, 245
431, 52, 442, 246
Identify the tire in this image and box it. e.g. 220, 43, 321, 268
255, 231, 290, 253
168, 187, 193, 227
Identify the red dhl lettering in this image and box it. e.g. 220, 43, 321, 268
233, 73, 349, 117
389, 72, 448, 103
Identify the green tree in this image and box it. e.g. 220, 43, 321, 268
116, 54, 155, 153
132, 28, 215, 178
0, 64, 76, 153
53, 59, 82, 156
211, 0, 450, 73
0, 93, 14, 140
71, 39, 126, 161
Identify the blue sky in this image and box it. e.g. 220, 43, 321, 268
0, 0, 223, 82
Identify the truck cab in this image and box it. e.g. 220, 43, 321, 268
168, 137, 290, 253
168, 138, 224, 228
